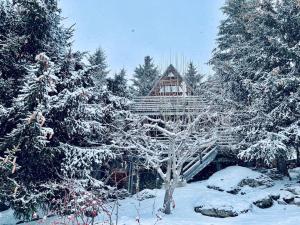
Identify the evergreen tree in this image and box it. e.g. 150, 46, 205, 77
0, 53, 60, 220
88, 47, 109, 89
0, 0, 69, 107
0, 0, 70, 149
46, 50, 130, 206
132, 56, 159, 96
107, 69, 128, 97
0, 0, 130, 220
184, 62, 203, 92
211, 0, 300, 174
210, 0, 255, 104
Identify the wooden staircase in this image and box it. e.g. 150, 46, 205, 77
130, 91, 239, 182
182, 144, 219, 182
151, 127, 237, 182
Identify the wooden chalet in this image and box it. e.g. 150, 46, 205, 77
129, 65, 238, 184
131, 64, 207, 118
148, 64, 193, 96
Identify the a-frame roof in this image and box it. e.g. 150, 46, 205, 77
148, 64, 193, 96
161, 64, 182, 79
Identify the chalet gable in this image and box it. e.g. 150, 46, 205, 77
148, 64, 193, 96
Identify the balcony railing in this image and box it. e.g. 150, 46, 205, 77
130, 96, 209, 116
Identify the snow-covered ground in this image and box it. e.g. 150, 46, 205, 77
116, 166, 300, 225
1, 166, 300, 225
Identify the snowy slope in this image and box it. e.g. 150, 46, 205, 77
206, 166, 273, 192
1, 166, 299, 225
115, 185, 299, 225
115, 166, 300, 225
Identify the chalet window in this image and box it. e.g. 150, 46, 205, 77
159, 85, 183, 93
167, 72, 175, 77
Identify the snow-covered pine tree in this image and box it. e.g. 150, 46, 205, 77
0, 0, 72, 219
0, 0, 70, 154
0, 0, 69, 108
0, 104, 8, 138
132, 56, 159, 96
210, 0, 256, 104
88, 47, 109, 90
211, 0, 300, 175
46, 51, 130, 196
1, 0, 131, 220
0, 145, 19, 212
0, 53, 59, 220
107, 68, 129, 97
184, 62, 203, 92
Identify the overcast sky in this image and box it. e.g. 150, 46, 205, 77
59, 0, 225, 77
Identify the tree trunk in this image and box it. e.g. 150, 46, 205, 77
163, 186, 173, 215
163, 149, 173, 214
276, 156, 291, 180
296, 147, 300, 167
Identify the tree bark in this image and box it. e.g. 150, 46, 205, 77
276, 156, 291, 180
296, 147, 300, 167
163, 185, 173, 215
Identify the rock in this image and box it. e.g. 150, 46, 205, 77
206, 166, 274, 195
277, 199, 288, 205
277, 190, 295, 204
194, 206, 239, 218
207, 185, 224, 192
294, 197, 300, 206
289, 167, 300, 180
286, 186, 300, 195
283, 193, 295, 204
227, 188, 240, 195
270, 194, 280, 201
264, 169, 285, 180
134, 189, 156, 201
253, 196, 273, 209
238, 175, 274, 188
194, 194, 251, 218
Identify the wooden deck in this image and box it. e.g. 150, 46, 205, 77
130, 96, 209, 116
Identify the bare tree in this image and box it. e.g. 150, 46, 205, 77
112, 111, 222, 214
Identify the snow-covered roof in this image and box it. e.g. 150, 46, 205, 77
148, 64, 193, 96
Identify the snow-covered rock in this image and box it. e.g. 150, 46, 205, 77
243, 191, 274, 209
206, 166, 273, 194
134, 189, 156, 201
194, 193, 251, 218
294, 197, 300, 206
283, 195, 295, 204
252, 196, 273, 209
286, 186, 300, 195
278, 191, 295, 204
289, 167, 300, 180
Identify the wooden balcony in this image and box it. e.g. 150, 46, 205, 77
130, 96, 209, 116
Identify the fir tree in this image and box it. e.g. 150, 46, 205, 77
132, 56, 159, 96
0, 53, 59, 220
211, 0, 300, 175
0, 0, 71, 150
88, 47, 109, 89
107, 69, 129, 97
210, 0, 256, 103
184, 62, 203, 92
0, 0, 69, 107
46, 50, 130, 200
0, 0, 130, 220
